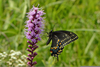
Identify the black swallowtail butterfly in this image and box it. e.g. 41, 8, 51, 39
46, 30, 78, 61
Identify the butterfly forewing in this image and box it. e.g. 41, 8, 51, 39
59, 31, 78, 41
53, 31, 72, 46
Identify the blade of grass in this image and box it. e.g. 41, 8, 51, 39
43, 1, 63, 8
68, 29, 100, 32
0, 0, 3, 16
84, 33, 96, 54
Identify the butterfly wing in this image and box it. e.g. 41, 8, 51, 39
53, 31, 78, 46
48, 30, 78, 60
59, 31, 78, 42
54, 31, 72, 45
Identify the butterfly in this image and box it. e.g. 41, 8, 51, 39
46, 30, 78, 61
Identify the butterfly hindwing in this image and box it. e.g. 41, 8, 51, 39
50, 34, 63, 57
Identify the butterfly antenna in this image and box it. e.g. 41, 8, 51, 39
46, 32, 48, 35
51, 23, 56, 31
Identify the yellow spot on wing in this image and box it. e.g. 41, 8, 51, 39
59, 47, 61, 49
55, 47, 57, 49
58, 39, 59, 42
51, 47, 53, 49
58, 50, 60, 52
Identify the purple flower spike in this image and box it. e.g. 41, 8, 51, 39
32, 61, 37, 65
25, 5, 45, 67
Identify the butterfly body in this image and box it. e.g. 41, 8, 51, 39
47, 30, 78, 60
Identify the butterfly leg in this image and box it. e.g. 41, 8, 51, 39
57, 55, 59, 61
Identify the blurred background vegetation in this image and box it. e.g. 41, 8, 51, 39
0, 0, 100, 67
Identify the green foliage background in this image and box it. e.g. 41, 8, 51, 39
0, 0, 100, 66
